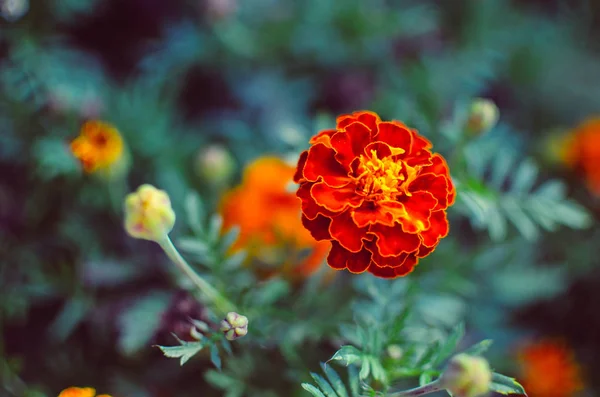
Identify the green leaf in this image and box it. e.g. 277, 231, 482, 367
184, 192, 205, 236
461, 339, 493, 356
208, 214, 224, 243
419, 372, 432, 386
434, 322, 465, 365
118, 292, 171, 356
156, 337, 205, 366
221, 250, 247, 270
329, 346, 363, 366
348, 365, 360, 397
220, 226, 240, 252
320, 363, 348, 397
367, 356, 387, 383
210, 343, 222, 371
358, 359, 370, 380
310, 373, 337, 397
302, 383, 327, 397
490, 372, 527, 396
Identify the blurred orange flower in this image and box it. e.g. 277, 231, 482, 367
58, 387, 111, 397
70, 120, 125, 174
517, 339, 584, 397
294, 110, 455, 278
220, 156, 329, 278
559, 117, 600, 196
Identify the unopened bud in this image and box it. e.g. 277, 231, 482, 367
124, 184, 176, 242
386, 344, 403, 360
466, 98, 499, 136
219, 312, 248, 341
439, 354, 491, 397
194, 144, 236, 187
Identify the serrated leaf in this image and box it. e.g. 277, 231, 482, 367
302, 383, 327, 397
177, 237, 210, 256
156, 338, 204, 366
329, 346, 363, 366
461, 339, 493, 356
310, 373, 337, 397
221, 250, 247, 270
490, 372, 527, 396
210, 343, 222, 371
434, 322, 465, 365
321, 363, 348, 397
208, 214, 224, 243
220, 226, 240, 252
367, 357, 387, 383
348, 365, 360, 397
358, 359, 370, 380
184, 192, 205, 235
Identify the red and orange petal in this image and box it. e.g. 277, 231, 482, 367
219, 156, 328, 279
295, 110, 455, 278
58, 387, 111, 397
517, 339, 584, 397
560, 117, 600, 196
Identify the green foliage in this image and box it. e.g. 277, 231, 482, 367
302, 363, 360, 397
157, 336, 206, 366
490, 373, 528, 396
456, 137, 592, 241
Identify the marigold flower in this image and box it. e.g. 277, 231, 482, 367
517, 339, 584, 397
58, 387, 111, 397
70, 120, 126, 176
124, 184, 176, 242
439, 354, 491, 397
294, 110, 455, 278
558, 117, 600, 196
220, 156, 330, 278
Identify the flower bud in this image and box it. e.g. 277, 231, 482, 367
194, 144, 236, 187
219, 312, 248, 341
124, 184, 176, 242
386, 344, 403, 360
465, 98, 499, 136
439, 354, 492, 397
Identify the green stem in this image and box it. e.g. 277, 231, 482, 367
158, 235, 235, 314
389, 379, 444, 397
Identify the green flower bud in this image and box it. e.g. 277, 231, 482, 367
124, 184, 176, 242
466, 98, 499, 136
439, 354, 492, 397
220, 312, 248, 341
194, 144, 236, 187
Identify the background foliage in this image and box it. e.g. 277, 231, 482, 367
1, 0, 599, 396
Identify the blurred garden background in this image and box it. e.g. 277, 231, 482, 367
1, 0, 600, 396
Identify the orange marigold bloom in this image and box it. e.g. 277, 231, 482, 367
294, 110, 455, 278
559, 117, 600, 196
70, 120, 125, 174
220, 156, 330, 278
517, 339, 584, 397
58, 387, 111, 397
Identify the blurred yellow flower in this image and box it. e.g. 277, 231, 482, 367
124, 184, 176, 242
58, 387, 111, 397
70, 120, 125, 175
219, 156, 329, 280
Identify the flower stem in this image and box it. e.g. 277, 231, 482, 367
158, 235, 235, 314
389, 379, 444, 397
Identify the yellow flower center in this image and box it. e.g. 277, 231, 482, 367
356, 150, 417, 201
